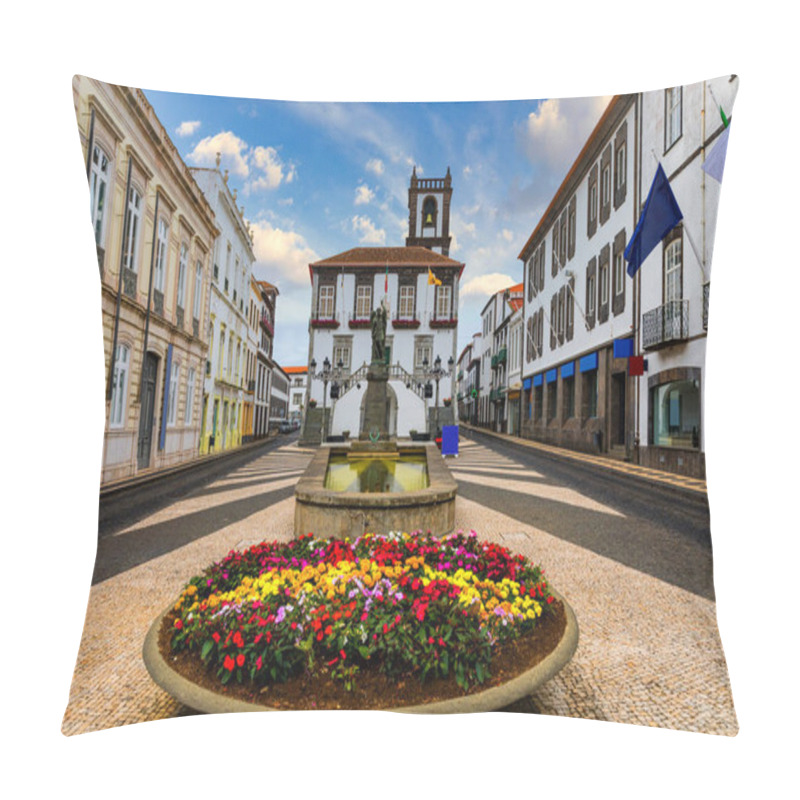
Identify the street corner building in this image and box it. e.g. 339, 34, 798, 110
301, 169, 465, 444
513, 79, 738, 479
74, 76, 220, 485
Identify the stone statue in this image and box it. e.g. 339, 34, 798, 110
370, 302, 387, 364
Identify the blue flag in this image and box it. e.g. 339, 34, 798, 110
624, 164, 683, 277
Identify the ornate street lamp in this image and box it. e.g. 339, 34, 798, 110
309, 357, 347, 443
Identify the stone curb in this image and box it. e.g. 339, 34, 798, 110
142, 588, 578, 715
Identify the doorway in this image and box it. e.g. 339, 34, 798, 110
137, 352, 159, 469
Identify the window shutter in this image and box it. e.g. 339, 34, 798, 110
587, 163, 598, 240
551, 227, 558, 277
568, 195, 576, 260
614, 121, 628, 210
567, 275, 575, 341
600, 145, 612, 225
558, 286, 566, 344
586, 256, 596, 330
612, 228, 626, 316
598, 244, 610, 324
550, 294, 557, 349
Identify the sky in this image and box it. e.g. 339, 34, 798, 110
145, 88, 610, 367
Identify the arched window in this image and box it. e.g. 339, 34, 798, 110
422, 196, 437, 228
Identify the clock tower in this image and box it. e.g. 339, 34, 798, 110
406, 166, 453, 256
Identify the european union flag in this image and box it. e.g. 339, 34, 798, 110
624, 164, 683, 277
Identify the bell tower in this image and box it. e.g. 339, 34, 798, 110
406, 166, 452, 256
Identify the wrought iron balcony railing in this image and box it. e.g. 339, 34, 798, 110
642, 299, 689, 350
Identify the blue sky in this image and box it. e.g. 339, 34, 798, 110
146, 87, 610, 367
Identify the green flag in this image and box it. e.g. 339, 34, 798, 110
720, 105, 729, 128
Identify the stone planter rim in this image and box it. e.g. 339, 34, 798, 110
143, 587, 578, 715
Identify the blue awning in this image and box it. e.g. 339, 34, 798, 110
561, 361, 575, 379
613, 337, 634, 358
579, 352, 598, 372
533, 374, 543, 387
523, 377, 532, 390
546, 368, 557, 383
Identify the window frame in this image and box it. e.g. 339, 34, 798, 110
109, 343, 129, 428
89, 143, 110, 246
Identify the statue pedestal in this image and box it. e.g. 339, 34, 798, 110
359, 361, 390, 443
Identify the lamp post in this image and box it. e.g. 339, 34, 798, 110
420, 354, 454, 433
309, 357, 347, 443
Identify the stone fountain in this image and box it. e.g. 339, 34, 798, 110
294, 300, 457, 537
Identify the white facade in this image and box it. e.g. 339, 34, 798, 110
634, 77, 738, 473
305, 248, 463, 438
190, 165, 255, 453
514, 78, 737, 476
287, 369, 308, 422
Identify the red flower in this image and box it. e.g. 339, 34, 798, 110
256, 656, 263, 670
212, 631, 220, 643
174, 619, 183, 630
236, 653, 245, 667
223, 655, 235, 671
340, 649, 347, 660
383, 623, 389, 634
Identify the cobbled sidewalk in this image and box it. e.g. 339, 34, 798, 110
61, 443, 736, 736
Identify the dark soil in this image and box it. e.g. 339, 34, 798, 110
157, 600, 566, 711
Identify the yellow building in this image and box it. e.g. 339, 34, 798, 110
73, 76, 219, 484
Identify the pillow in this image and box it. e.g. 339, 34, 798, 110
63, 74, 738, 736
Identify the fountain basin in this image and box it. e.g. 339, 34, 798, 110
294, 442, 456, 538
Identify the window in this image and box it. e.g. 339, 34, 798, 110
121, 186, 142, 271
665, 238, 683, 302
109, 344, 129, 427
333, 337, 352, 370
415, 337, 433, 370
601, 163, 611, 208
167, 360, 180, 426
89, 144, 109, 245
651, 378, 700, 448
435, 284, 452, 319
534, 384, 543, 419
527, 255, 536, 301
317, 284, 335, 318
666, 87, 682, 149
228, 336, 234, 379
185, 367, 196, 424
614, 250, 624, 296
218, 330, 225, 377
559, 214, 567, 267
599, 259, 609, 306
177, 244, 188, 309
587, 272, 596, 317
615, 141, 627, 191
399, 284, 416, 319
193, 260, 203, 319
356, 284, 372, 318
154, 218, 168, 292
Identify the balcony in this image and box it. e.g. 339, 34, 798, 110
642, 300, 689, 350
429, 315, 458, 329
347, 312, 371, 329
261, 315, 274, 336
310, 316, 340, 329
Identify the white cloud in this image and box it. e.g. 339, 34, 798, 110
500, 228, 514, 243
187, 133, 296, 192
188, 131, 250, 177
176, 120, 201, 137
521, 96, 611, 170
463, 165, 472, 177
351, 215, 386, 245
460, 272, 515, 298
250, 220, 319, 286
246, 146, 296, 194
354, 184, 375, 205
366, 158, 384, 176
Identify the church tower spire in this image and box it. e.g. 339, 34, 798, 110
406, 167, 453, 256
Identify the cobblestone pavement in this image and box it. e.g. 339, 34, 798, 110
62, 439, 736, 736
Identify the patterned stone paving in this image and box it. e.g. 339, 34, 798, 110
62, 439, 736, 736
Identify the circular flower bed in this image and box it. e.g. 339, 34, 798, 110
159, 530, 569, 709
